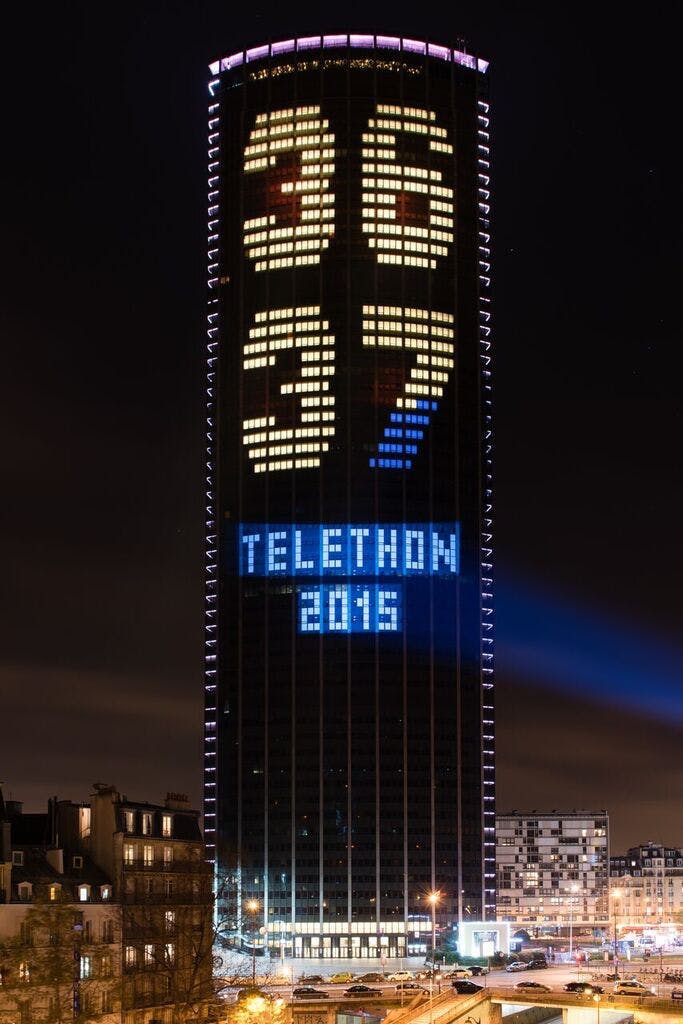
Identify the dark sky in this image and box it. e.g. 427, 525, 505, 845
2, 0, 681, 853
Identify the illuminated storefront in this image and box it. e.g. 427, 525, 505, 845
204, 33, 495, 956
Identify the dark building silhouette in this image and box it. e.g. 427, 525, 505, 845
205, 32, 495, 958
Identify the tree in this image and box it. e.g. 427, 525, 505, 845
0, 892, 119, 1023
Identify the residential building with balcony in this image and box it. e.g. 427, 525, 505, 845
496, 810, 609, 932
610, 842, 683, 926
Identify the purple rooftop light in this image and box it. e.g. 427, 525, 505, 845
210, 33, 488, 77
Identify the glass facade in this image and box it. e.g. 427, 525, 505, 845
205, 35, 495, 958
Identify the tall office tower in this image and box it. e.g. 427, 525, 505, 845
204, 33, 495, 959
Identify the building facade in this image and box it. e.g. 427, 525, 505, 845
205, 32, 495, 958
610, 843, 683, 927
0, 786, 214, 1024
496, 811, 609, 931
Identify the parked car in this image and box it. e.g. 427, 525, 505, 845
565, 982, 604, 995
293, 987, 328, 1000
299, 975, 324, 984
515, 982, 551, 993
396, 983, 427, 992
526, 959, 548, 970
468, 965, 489, 976
452, 981, 483, 995
388, 971, 414, 982
613, 980, 655, 996
356, 973, 383, 983
330, 972, 355, 984
449, 968, 473, 980
505, 962, 528, 973
345, 985, 382, 996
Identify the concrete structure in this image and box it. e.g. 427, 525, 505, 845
0, 785, 215, 1024
496, 811, 609, 931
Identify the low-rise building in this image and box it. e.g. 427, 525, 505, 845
610, 842, 683, 927
0, 785, 215, 1024
496, 810, 609, 932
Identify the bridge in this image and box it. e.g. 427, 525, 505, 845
291, 986, 683, 1024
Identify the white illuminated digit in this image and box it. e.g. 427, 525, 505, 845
242, 306, 336, 474
243, 106, 335, 271
355, 589, 371, 631
362, 305, 454, 469
361, 104, 454, 269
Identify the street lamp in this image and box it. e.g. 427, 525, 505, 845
427, 891, 441, 1024
593, 993, 601, 1024
611, 889, 621, 979
568, 883, 580, 961
246, 899, 259, 986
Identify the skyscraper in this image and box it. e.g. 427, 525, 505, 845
204, 33, 495, 959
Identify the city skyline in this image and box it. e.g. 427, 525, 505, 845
2, 0, 681, 856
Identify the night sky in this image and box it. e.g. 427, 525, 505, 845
2, 0, 681, 852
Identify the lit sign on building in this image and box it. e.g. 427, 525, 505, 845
238, 523, 459, 634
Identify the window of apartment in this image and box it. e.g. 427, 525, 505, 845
161, 813, 173, 838
19, 923, 32, 946
19, 962, 30, 983
144, 878, 154, 897
100, 885, 111, 901
144, 943, 154, 965
12, 851, 24, 866
165, 910, 175, 932
143, 845, 154, 868
84, 920, 92, 943
142, 812, 152, 836
78, 885, 90, 902
19, 1005, 30, 1024
80, 956, 92, 980
18, 883, 32, 902
124, 809, 135, 834
124, 946, 136, 968
101, 990, 113, 1014
123, 844, 135, 866
102, 919, 114, 943
164, 879, 174, 898
72, 856, 83, 869
49, 884, 61, 901
163, 846, 173, 867
100, 954, 112, 977
164, 943, 175, 964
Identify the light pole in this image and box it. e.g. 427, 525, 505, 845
611, 889, 621, 979
593, 993, 601, 1024
246, 899, 259, 986
427, 891, 441, 1024
568, 883, 580, 961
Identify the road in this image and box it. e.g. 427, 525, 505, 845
221, 960, 683, 1003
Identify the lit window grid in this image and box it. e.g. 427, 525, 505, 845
242, 306, 336, 473
362, 306, 454, 467
243, 106, 335, 270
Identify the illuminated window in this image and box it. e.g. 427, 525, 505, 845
362, 105, 454, 268
144, 944, 154, 964
243, 106, 335, 270
124, 946, 136, 968
123, 844, 135, 866
78, 885, 90, 902
162, 814, 172, 837
363, 305, 455, 468
124, 810, 135, 833
143, 845, 154, 868
141, 813, 152, 836
242, 306, 336, 474
163, 846, 173, 867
